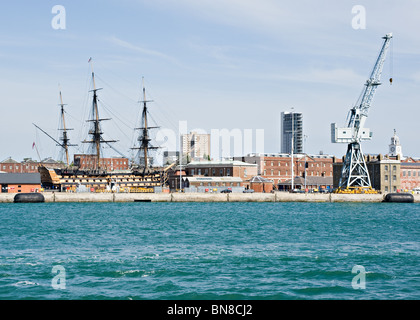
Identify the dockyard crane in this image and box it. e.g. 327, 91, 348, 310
331, 33, 393, 193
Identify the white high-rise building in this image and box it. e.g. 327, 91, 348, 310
181, 132, 211, 160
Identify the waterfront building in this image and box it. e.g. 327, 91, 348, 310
183, 176, 243, 191
280, 111, 303, 154
277, 176, 333, 191
73, 154, 129, 171
248, 176, 274, 193
181, 132, 211, 161
0, 157, 64, 173
333, 154, 401, 193
167, 160, 257, 191
0, 173, 42, 193
184, 160, 257, 182
400, 157, 420, 191
234, 153, 335, 187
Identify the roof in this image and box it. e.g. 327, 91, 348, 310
249, 176, 273, 183
401, 162, 420, 168
186, 160, 257, 167
0, 157, 19, 164
0, 173, 41, 184
278, 176, 333, 186
185, 176, 242, 183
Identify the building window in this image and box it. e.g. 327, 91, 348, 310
212, 169, 215, 175
198, 169, 202, 175
219, 169, 223, 175
385, 175, 388, 181
226, 169, 230, 176
408, 171, 411, 177
385, 186, 389, 192
393, 165, 396, 171
264, 170, 266, 175
191, 169, 195, 175
393, 175, 396, 181
271, 169, 274, 176
403, 171, 406, 177
385, 165, 388, 171
271, 161, 273, 166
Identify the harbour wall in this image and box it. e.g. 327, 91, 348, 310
1, 192, 420, 203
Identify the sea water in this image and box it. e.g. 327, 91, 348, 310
0, 202, 418, 299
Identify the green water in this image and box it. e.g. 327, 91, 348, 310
0, 202, 418, 299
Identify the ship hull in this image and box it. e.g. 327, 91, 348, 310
38, 166, 164, 192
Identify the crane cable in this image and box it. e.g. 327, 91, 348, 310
389, 38, 394, 85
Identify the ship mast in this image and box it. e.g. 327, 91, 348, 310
82, 58, 116, 170
58, 88, 76, 166
32, 87, 77, 167
131, 77, 159, 174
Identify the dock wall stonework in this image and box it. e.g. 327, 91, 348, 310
1, 192, 419, 203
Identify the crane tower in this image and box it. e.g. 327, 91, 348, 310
331, 33, 393, 193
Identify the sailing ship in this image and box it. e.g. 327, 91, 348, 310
37, 60, 168, 192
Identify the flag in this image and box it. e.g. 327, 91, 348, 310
88, 57, 92, 63
32, 142, 35, 149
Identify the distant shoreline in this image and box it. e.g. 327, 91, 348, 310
1, 192, 419, 203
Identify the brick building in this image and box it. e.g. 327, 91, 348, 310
234, 153, 335, 186
0, 173, 42, 193
400, 157, 420, 191
248, 176, 274, 193
0, 157, 64, 173
74, 154, 129, 171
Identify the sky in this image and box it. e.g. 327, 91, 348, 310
0, 0, 419, 164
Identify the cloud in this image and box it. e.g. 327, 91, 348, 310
107, 35, 179, 65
